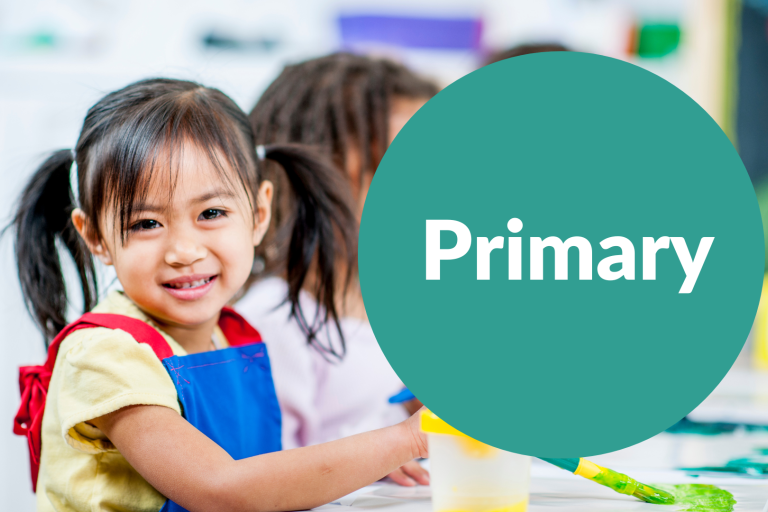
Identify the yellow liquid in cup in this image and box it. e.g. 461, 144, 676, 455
440, 500, 528, 512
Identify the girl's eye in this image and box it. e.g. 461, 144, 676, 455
200, 209, 226, 221
130, 219, 161, 232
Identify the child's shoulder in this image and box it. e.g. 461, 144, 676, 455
57, 323, 152, 367
50, 292, 182, 443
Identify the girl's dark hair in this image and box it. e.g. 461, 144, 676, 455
12, 78, 356, 351
248, 52, 437, 300
484, 43, 570, 65
251, 52, 438, 184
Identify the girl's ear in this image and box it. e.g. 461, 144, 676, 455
71, 209, 113, 266
253, 180, 273, 246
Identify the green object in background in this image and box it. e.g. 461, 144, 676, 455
666, 416, 768, 435
683, 448, 768, 477
722, 0, 740, 145
637, 23, 681, 58
27, 31, 56, 49
754, 178, 768, 271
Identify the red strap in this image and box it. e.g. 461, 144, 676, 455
219, 307, 263, 346
15, 309, 261, 492
77, 313, 174, 359
13, 313, 171, 492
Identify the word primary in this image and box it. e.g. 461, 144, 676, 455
426, 218, 714, 293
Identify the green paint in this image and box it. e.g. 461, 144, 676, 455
634, 482, 677, 505
589, 468, 734, 509
591, 468, 675, 505
653, 484, 736, 512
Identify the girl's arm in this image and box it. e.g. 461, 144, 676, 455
93, 404, 428, 512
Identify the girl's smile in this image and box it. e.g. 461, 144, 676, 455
162, 274, 219, 301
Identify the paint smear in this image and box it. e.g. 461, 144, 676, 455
652, 484, 736, 512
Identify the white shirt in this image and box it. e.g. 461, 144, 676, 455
236, 277, 409, 449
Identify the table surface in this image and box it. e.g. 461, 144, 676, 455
317, 471, 768, 512
317, 368, 768, 511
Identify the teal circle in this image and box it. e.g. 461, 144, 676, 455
359, 52, 764, 457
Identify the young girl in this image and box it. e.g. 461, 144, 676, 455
237, 53, 437, 484
12, 78, 428, 512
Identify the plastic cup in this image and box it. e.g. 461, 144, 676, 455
422, 411, 531, 512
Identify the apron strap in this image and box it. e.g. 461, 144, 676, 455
14, 312, 172, 492
219, 307, 263, 346
78, 313, 174, 359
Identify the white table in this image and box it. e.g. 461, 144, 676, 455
318, 466, 768, 511
318, 368, 768, 511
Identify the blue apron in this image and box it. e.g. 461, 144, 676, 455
13, 308, 280, 503
157, 310, 282, 512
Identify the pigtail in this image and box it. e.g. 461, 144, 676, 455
261, 143, 357, 359
12, 150, 97, 345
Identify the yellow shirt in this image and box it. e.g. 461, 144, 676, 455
37, 291, 228, 512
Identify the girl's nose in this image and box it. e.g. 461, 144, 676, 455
165, 235, 208, 267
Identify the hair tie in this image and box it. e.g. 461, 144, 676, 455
69, 150, 80, 207
256, 145, 266, 161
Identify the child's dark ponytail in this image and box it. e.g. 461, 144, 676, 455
13, 150, 97, 345
259, 143, 357, 359
10, 78, 353, 351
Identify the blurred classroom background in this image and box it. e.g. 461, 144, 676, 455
2, 0, 768, 508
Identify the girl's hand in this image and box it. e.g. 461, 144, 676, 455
401, 406, 429, 460
403, 398, 423, 416
386, 460, 430, 486
388, 409, 429, 486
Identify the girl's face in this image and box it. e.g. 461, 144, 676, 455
74, 144, 272, 329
